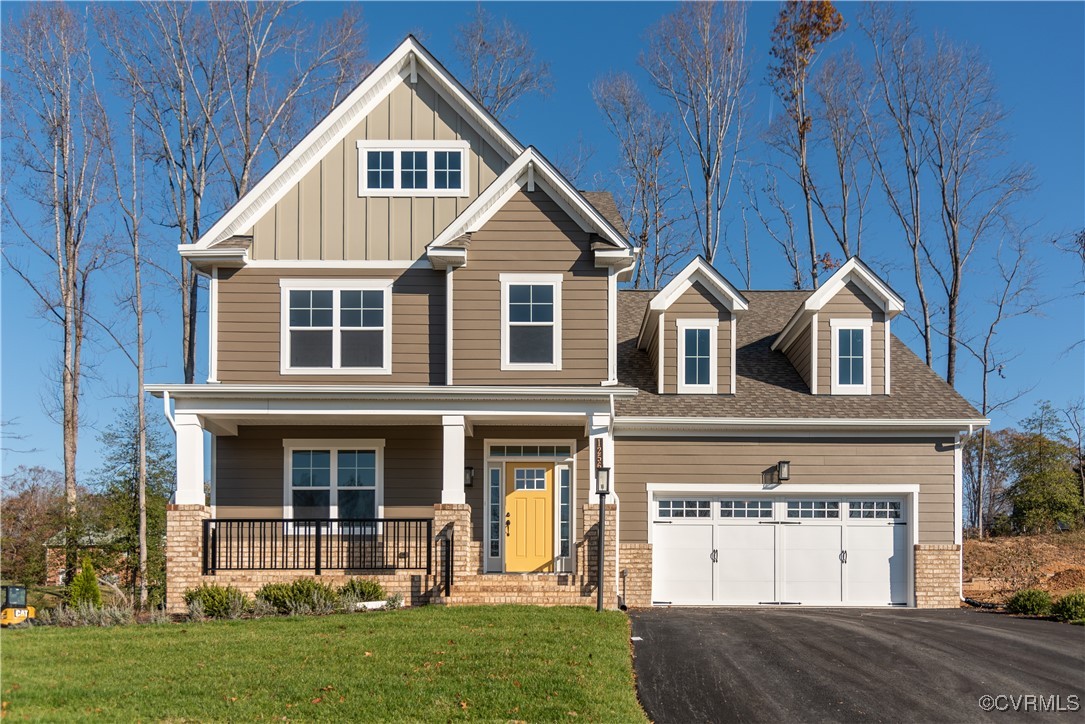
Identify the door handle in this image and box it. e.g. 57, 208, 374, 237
711, 549, 718, 563
840, 550, 847, 564
505, 519, 511, 537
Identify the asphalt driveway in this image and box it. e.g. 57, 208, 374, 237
630, 608, 1085, 723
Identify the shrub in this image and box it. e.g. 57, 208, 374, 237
256, 579, 339, 615
68, 556, 102, 608
385, 592, 403, 610
183, 584, 249, 619
339, 578, 385, 602
1052, 591, 1085, 623
48, 604, 134, 628
1005, 588, 1053, 616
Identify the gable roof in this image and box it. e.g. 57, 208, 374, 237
184, 36, 524, 254
580, 191, 629, 237
616, 289, 984, 425
637, 256, 749, 349
772, 257, 905, 352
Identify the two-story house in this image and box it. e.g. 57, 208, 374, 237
149, 37, 986, 613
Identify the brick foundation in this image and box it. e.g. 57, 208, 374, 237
619, 543, 652, 608
165, 504, 211, 613
914, 543, 961, 608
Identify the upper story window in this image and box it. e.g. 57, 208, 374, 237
280, 279, 392, 375
500, 273, 562, 371
676, 319, 718, 394
830, 318, 872, 395
356, 141, 469, 197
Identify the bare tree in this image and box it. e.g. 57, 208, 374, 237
554, 131, 596, 187
1064, 399, 1085, 509
766, 0, 845, 286
744, 172, 804, 290
454, 5, 552, 121
641, 1, 749, 265
1, 4, 109, 574
593, 72, 689, 288
917, 35, 1034, 387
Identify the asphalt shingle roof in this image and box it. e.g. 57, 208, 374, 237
616, 289, 983, 420
581, 191, 629, 238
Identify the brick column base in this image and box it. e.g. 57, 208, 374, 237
165, 504, 211, 614
618, 543, 653, 608
578, 503, 618, 609
433, 504, 474, 598
914, 543, 961, 608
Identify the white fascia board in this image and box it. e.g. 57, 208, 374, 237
178, 247, 249, 275
613, 416, 990, 435
426, 247, 467, 270
191, 36, 523, 250
639, 257, 748, 350
145, 383, 637, 401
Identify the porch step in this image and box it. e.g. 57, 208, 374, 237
441, 572, 598, 606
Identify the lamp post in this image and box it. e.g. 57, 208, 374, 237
595, 466, 611, 612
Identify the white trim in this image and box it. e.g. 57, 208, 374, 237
246, 259, 427, 270
606, 268, 617, 385
279, 278, 393, 375
953, 434, 963, 546
282, 438, 385, 520
676, 319, 719, 394
174, 414, 206, 505
829, 318, 873, 395
208, 267, 219, 383
810, 313, 819, 395
442, 416, 466, 504
446, 267, 454, 386
148, 383, 634, 400
500, 273, 563, 371
615, 417, 988, 434
729, 313, 737, 394
884, 316, 892, 395
191, 37, 522, 249
637, 257, 749, 351
657, 313, 666, 394
356, 140, 471, 197
209, 434, 218, 517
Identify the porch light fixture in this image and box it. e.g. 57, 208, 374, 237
595, 466, 611, 612
595, 466, 611, 496
777, 460, 791, 482
464, 466, 475, 488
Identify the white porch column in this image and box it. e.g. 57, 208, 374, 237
441, 415, 466, 504
588, 412, 614, 499
174, 413, 207, 505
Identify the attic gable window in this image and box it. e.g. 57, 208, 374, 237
356, 141, 469, 197
280, 279, 392, 375
830, 318, 872, 395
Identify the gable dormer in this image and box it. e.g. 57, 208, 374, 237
637, 258, 749, 395
772, 257, 904, 396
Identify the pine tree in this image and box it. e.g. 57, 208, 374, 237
69, 556, 102, 608
1007, 402, 1085, 532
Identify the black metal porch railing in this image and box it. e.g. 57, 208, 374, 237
202, 518, 433, 576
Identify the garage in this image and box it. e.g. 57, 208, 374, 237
651, 495, 910, 606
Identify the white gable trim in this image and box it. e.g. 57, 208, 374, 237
191, 37, 523, 250
637, 257, 748, 350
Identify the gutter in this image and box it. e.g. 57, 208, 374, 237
614, 416, 990, 434
146, 384, 638, 402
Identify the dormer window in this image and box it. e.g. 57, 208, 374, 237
357, 141, 469, 197
830, 319, 872, 395
677, 319, 718, 394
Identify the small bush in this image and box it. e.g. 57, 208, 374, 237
256, 579, 339, 615
339, 578, 385, 602
68, 556, 102, 608
183, 584, 249, 619
1005, 588, 1053, 616
48, 603, 134, 628
385, 592, 403, 610
1052, 591, 1085, 622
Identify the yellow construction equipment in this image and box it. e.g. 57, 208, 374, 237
1, 585, 36, 628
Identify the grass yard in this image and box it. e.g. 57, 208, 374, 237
0, 605, 646, 722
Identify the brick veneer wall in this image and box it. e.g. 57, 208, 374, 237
165, 504, 211, 613
914, 543, 961, 608
619, 543, 652, 608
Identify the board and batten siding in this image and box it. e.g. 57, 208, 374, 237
451, 189, 609, 385
216, 266, 445, 384
614, 436, 956, 545
662, 282, 733, 394
817, 282, 887, 394
215, 425, 444, 519
782, 322, 813, 390
248, 72, 506, 262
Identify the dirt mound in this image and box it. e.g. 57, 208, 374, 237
963, 530, 1085, 604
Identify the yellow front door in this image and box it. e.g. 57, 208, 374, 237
504, 463, 554, 572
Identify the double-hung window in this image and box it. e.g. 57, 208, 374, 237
280, 279, 392, 374
285, 440, 383, 521
500, 274, 562, 370
356, 141, 469, 196
676, 319, 718, 393
830, 318, 872, 394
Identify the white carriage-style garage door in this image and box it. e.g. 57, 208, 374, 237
651, 496, 910, 606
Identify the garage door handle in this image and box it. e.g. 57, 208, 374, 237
711, 549, 718, 563
839, 550, 847, 564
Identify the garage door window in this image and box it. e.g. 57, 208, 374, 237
786, 500, 840, 519
658, 499, 711, 518
720, 500, 772, 518
849, 500, 901, 519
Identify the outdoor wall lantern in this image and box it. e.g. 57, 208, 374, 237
595, 466, 611, 612
777, 460, 791, 482
595, 466, 611, 496
464, 466, 475, 488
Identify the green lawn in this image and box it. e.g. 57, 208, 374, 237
1, 605, 646, 722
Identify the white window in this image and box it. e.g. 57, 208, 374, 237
676, 319, 718, 393
658, 499, 711, 518
720, 500, 773, 518
787, 500, 840, 519
500, 274, 562, 371
830, 318, 872, 395
284, 440, 383, 520
356, 141, 469, 197
513, 468, 547, 490
849, 500, 902, 520
280, 279, 392, 375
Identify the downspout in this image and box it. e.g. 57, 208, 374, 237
162, 390, 177, 432
610, 393, 622, 607
961, 423, 975, 603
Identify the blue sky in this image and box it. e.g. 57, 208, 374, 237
2, 1, 1083, 479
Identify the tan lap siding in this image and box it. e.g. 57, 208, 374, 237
249, 73, 507, 262
452, 189, 609, 384
216, 266, 445, 384
664, 282, 733, 394
817, 282, 887, 394
215, 426, 444, 519
615, 437, 955, 545
782, 322, 813, 390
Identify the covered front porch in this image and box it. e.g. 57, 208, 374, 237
150, 385, 626, 612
